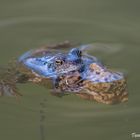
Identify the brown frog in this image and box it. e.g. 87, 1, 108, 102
0, 42, 128, 104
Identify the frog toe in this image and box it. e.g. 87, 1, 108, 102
0, 81, 22, 97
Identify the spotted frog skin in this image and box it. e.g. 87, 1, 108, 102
0, 42, 128, 104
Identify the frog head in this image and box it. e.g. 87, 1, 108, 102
19, 48, 85, 78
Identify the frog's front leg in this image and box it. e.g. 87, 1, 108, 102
49, 77, 65, 97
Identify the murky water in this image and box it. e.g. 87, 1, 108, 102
0, 0, 140, 140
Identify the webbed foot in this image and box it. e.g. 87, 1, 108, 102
0, 80, 22, 98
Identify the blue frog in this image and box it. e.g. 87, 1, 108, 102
0, 42, 128, 104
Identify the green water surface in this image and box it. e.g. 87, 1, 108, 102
0, 0, 140, 140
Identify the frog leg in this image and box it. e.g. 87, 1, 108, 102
76, 90, 128, 104
0, 72, 23, 98
49, 77, 65, 97
0, 80, 22, 97
0, 64, 30, 98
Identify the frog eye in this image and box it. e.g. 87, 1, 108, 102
55, 60, 64, 65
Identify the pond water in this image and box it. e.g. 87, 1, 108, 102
0, 0, 139, 140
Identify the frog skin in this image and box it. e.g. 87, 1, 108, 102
57, 63, 128, 104
0, 42, 128, 104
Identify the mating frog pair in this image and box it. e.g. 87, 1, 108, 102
0, 42, 128, 104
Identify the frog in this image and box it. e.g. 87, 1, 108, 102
0, 42, 128, 104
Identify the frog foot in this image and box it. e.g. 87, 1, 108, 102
0, 80, 22, 98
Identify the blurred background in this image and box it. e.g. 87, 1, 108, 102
0, 0, 140, 140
